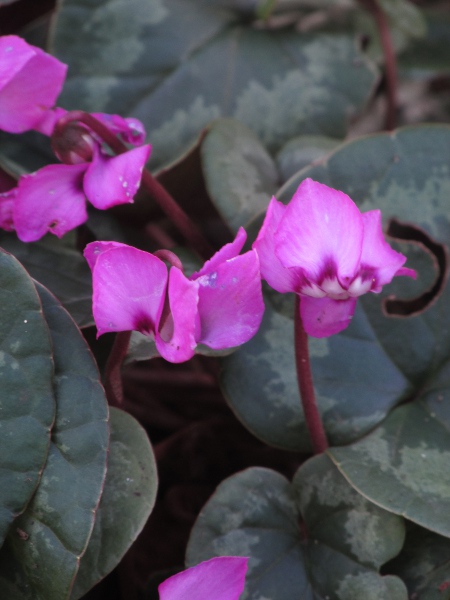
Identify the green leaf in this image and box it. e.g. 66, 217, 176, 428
0, 284, 109, 600
388, 525, 450, 600
51, 0, 378, 170
0, 250, 55, 548
276, 135, 341, 183
201, 118, 278, 234
0, 233, 93, 328
399, 8, 450, 73
70, 408, 158, 600
252, 123, 450, 538
186, 455, 407, 600
221, 288, 410, 452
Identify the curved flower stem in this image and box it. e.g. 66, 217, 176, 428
103, 331, 132, 407
359, 0, 397, 130
53, 110, 214, 260
294, 296, 328, 454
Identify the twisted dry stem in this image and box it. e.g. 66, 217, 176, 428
294, 296, 329, 454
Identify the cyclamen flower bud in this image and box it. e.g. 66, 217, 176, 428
51, 124, 96, 165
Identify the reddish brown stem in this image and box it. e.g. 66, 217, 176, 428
294, 296, 328, 454
359, 0, 397, 130
53, 110, 213, 259
103, 331, 132, 407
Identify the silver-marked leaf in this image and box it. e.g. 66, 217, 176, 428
0, 284, 109, 599
221, 289, 411, 452
0, 233, 93, 328
0, 250, 55, 548
276, 135, 341, 183
201, 118, 278, 233
186, 456, 407, 600
51, 0, 378, 170
222, 124, 450, 453
388, 525, 450, 600
71, 408, 158, 600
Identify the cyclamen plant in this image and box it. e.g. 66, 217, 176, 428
0, 3, 449, 599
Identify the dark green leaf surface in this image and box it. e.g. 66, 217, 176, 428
0, 233, 93, 328
0, 250, 55, 548
201, 118, 278, 233
0, 284, 109, 600
222, 125, 450, 454
51, 0, 378, 169
187, 456, 406, 600
270, 124, 450, 537
388, 525, 450, 600
71, 408, 158, 600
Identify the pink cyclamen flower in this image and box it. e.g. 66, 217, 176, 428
253, 178, 415, 338
2, 116, 151, 242
0, 35, 67, 134
158, 557, 248, 600
84, 227, 264, 363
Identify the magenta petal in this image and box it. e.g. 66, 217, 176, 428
89, 245, 167, 337
0, 36, 67, 133
158, 557, 248, 600
193, 227, 247, 279
300, 295, 357, 337
14, 163, 88, 242
92, 113, 147, 146
276, 179, 364, 283
155, 267, 198, 363
196, 250, 264, 349
84, 241, 130, 271
83, 144, 151, 209
253, 197, 304, 293
360, 210, 416, 289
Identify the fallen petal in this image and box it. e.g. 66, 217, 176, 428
158, 556, 248, 600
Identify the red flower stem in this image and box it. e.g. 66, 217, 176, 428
53, 110, 214, 260
294, 296, 328, 454
103, 331, 131, 407
359, 0, 397, 130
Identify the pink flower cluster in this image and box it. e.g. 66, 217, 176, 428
0, 35, 150, 241
0, 35, 415, 353
85, 228, 264, 362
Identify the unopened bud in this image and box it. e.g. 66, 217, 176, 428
51, 124, 96, 165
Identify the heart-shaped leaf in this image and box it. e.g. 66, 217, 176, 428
70, 408, 158, 600
0, 283, 109, 599
0, 233, 93, 328
51, 0, 378, 170
186, 455, 407, 600
0, 250, 55, 548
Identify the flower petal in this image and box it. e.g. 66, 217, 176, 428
253, 196, 304, 293
84, 240, 130, 271
87, 245, 167, 338
300, 295, 357, 338
360, 210, 416, 290
14, 163, 87, 242
83, 144, 151, 209
92, 113, 147, 146
155, 267, 198, 363
196, 250, 264, 349
158, 557, 248, 600
275, 179, 363, 284
193, 227, 247, 279
0, 36, 67, 133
